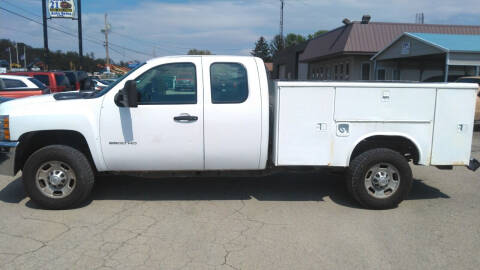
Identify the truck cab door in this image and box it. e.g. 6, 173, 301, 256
202, 57, 263, 170
99, 58, 204, 171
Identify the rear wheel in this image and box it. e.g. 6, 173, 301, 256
347, 148, 412, 209
23, 145, 95, 210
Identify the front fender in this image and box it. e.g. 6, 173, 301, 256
2, 96, 107, 171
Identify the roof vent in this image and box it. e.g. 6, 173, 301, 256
361, 15, 371, 24
342, 18, 351, 25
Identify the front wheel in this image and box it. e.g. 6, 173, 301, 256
347, 148, 412, 209
23, 145, 95, 210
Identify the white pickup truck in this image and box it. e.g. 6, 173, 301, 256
0, 56, 478, 210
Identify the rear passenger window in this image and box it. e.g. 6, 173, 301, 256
34, 75, 50, 86
210, 63, 248, 103
3, 79, 27, 88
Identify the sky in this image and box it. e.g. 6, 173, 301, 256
1, 0, 479, 62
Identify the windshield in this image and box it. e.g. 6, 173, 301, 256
89, 62, 146, 98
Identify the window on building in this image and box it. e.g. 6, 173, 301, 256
361, 63, 371, 80
210, 62, 248, 104
345, 63, 350, 76
377, 69, 386, 80
393, 70, 400, 80
135, 62, 197, 104
340, 64, 344, 74
279, 65, 286, 79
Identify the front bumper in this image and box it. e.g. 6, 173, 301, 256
0, 141, 19, 176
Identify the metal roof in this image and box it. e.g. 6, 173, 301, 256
405, 33, 480, 52
300, 22, 480, 62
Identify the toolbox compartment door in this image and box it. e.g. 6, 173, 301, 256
334, 87, 436, 122
275, 87, 335, 165
431, 89, 476, 165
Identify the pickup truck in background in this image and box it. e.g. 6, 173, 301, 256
0, 56, 478, 210
5, 71, 72, 93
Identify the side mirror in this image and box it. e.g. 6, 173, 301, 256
114, 80, 138, 108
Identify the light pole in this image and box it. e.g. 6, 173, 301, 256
77, 0, 83, 69
42, 0, 49, 70
101, 13, 111, 72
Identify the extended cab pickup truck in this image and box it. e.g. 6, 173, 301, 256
0, 56, 478, 210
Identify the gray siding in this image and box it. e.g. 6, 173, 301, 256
449, 52, 480, 66
376, 36, 443, 60
308, 55, 373, 81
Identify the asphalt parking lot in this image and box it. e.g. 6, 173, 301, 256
0, 132, 479, 270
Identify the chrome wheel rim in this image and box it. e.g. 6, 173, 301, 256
35, 161, 76, 199
364, 163, 400, 199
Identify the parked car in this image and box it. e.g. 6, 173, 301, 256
456, 76, 480, 125
0, 60, 9, 68
101, 78, 117, 85
5, 72, 72, 93
0, 74, 50, 98
92, 79, 108, 91
175, 78, 195, 91
0, 56, 477, 210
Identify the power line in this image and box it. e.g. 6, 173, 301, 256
0, 6, 150, 60
109, 31, 182, 54
1, 0, 101, 40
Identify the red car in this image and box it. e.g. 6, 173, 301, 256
5, 71, 72, 93
0, 75, 50, 98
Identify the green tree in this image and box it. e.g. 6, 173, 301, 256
250, 36, 271, 62
285, 33, 306, 48
269, 34, 284, 57
187, 49, 212, 55
307, 30, 328, 40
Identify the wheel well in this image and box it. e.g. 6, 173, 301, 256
350, 136, 420, 164
15, 130, 95, 174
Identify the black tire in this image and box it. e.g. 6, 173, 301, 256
346, 148, 412, 209
23, 145, 95, 210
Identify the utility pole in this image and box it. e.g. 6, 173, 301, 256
23, 45, 27, 69
280, 0, 284, 47
77, 0, 83, 69
8, 47, 12, 70
101, 13, 111, 72
42, 0, 49, 70
15, 43, 19, 65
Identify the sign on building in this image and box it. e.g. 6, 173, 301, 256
48, 0, 75, 19
401, 41, 411, 55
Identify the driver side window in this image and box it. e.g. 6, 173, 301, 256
135, 63, 197, 104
